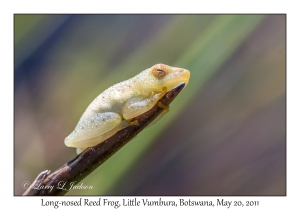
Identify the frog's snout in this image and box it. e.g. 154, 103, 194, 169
178, 68, 190, 85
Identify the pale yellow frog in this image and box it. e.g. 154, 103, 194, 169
65, 64, 190, 154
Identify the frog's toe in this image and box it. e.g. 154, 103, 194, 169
76, 147, 86, 154
157, 101, 169, 112
130, 119, 139, 126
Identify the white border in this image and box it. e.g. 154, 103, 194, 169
2, 1, 299, 209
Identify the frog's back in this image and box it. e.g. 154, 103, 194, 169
78, 78, 138, 123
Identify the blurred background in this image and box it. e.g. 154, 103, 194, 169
14, 14, 285, 196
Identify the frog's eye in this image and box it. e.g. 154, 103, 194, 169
152, 64, 167, 77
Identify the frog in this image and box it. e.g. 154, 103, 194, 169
64, 63, 190, 154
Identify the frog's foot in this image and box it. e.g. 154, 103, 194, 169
147, 102, 169, 128
130, 119, 139, 126
156, 87, 170, 113
75, 119, 138, 155
157, 101, 169, 112
158, 86, 168, 100
76, 147, 87, 154
119, 119, 138, 129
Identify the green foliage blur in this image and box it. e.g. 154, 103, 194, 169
14, 14, 285, 195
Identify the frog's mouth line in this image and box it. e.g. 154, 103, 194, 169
163, 69, 190, 89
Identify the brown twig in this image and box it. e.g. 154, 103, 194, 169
23, 82, 185, 196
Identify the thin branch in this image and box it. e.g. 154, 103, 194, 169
23, 82, 185, 196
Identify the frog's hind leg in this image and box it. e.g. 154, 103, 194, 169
65, 112, 123, 148
75, 119, 138, 154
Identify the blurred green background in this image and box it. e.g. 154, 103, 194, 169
14, 14, 286, 195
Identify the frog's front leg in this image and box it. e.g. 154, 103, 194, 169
122, 88, 167, 120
